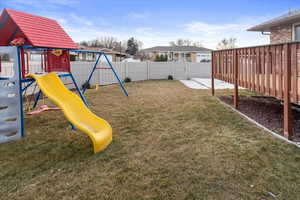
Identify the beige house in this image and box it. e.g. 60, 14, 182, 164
248, 9, 300, 44
73, 46, 127, 62
140, 46, 212, 62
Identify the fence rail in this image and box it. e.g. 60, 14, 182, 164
212, 42, 300, 139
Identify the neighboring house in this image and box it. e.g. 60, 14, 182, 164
73, 46, 127, 62
248, 9, 300, 44
140, 46, 212, 62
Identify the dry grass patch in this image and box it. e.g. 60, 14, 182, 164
0, 80, 300, 200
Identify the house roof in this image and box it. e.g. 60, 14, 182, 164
248, 9, 300, 32
141, 46, 212, 52
0, 8, 79, 49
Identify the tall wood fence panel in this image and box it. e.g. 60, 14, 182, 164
212, 43, 300, 105
212, 42, 300, 138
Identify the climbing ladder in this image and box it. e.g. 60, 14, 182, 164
0, 47, 24, 142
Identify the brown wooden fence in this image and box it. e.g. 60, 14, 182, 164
211, 42, 300, 139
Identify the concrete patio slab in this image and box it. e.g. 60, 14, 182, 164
180, 78, 245, 90
180, 80, 208, 89
192, 78, 244, 89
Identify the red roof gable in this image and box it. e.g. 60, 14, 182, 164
0, 8, 79, 49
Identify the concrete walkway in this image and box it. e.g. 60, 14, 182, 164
180, 78, 244, 90
180, 80, 208, 89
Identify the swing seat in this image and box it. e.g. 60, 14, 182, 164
27, 105, 61, 115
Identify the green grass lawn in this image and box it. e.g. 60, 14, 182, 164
1, 80, 300, 200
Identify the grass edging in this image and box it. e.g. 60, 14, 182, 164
217, 98, 300, 148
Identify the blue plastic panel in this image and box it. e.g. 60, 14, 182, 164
0, 47, 23, 143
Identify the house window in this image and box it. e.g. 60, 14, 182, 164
295, 25, 300, 41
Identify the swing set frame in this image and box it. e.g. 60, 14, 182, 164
20, 45, 128, 111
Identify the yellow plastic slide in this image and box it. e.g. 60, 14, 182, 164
27, 73, 112, 153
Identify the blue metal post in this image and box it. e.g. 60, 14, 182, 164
58, 73, 83, 130
70, 123, 76, 131
17, 47, 25, 137
22, 79, 35, 93
32, 90, 42, 109
83, 54, 102, 94
103, 53, 129, 96
69, 73, 89, 106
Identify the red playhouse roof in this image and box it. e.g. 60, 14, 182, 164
0, 8, 79, 49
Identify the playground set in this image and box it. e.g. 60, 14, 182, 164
0, 8, 128, 153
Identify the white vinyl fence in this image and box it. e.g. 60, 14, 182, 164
71, 61, 211, 87
1, 61, 211, 90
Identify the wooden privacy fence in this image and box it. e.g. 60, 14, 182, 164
211, 42, 300, 139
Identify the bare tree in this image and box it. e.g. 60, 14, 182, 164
177, 39, 184, 46
79, 41, 88, 47
169, 39, 184, 46
192, 41, 203, 47
169, 38, 202, 47
80, 37, 143, 54
137, 40, 144, 49
80, 36, 119, 49
112, 40, 128, 53
216, 38, 237, 50
183, 39, 192, 46
97, 36, 119, 49
121, 40, 128, 50
169, 41, 176, 46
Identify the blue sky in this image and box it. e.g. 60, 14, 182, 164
0, 0, 299, 49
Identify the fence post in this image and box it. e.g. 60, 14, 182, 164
184, 61, 188, 79
187, 62, 190, 80
234, 49, 239, 109
147, 61, 150, 80
124, 62, 128, 78
283, 44, 293, 139
211, 52, 215, 96
172, 62, 175, 79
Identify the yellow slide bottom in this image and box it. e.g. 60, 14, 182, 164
27, 73, 112, 153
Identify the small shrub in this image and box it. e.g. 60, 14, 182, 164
124, 77, 131, 83
154, 54, 168, 62
168, 75, 173, 80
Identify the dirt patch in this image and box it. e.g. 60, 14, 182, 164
219, 95, 300, 140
